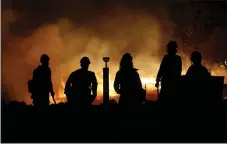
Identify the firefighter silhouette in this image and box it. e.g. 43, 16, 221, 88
114, 53, 145, 111
64, 57, 98, 111
28, 54, 55, 109
186, 51, 210, 78
155, 41, 182, 102
186, 50, 211, 102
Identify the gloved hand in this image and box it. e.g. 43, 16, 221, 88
155, 82, 159, 88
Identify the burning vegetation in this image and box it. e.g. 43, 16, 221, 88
50, 62, 227, 105
2, 1, 227, 104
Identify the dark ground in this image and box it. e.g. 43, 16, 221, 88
1, 100, 227, 143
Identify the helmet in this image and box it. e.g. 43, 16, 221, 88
80, 57, 90, 64
167, 41, 178, 54
190, 51, 202, 63
40, 54, 50, 63
167, 41, 177, 48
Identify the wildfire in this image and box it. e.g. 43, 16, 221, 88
49, 60, 227, 105
50, 80, 67, 104
49, 75, 158, 104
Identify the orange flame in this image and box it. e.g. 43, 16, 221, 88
50, 62, 227, 105
50, 75, 159, 104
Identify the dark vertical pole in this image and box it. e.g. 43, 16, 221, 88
145, 84, 147, 101
103, 57, 110, 104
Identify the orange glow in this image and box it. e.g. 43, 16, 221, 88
50, 75, 159, 104
49, 64, 226, 105
2, 10, 227, 104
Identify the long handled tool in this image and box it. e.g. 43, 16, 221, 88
155, 82, 160, 97
52, 96, 56, 104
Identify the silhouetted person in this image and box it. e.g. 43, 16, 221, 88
185, 51, 210, 103
180, 51, 216, 136
185, 51, 211, 112
186, 51, 210, 78
64, 57, 98, 111
29, 54, 55, 109
155, 41, 182, 102
114, 53, 145, 111
155, 41, 182, 127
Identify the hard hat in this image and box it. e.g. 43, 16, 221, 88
167, 41, 178, 48
40, 54, 50, 63
190, 51, 202, 62
80, 57, 90, 64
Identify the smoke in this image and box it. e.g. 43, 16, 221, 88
2, 0, 227, 103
